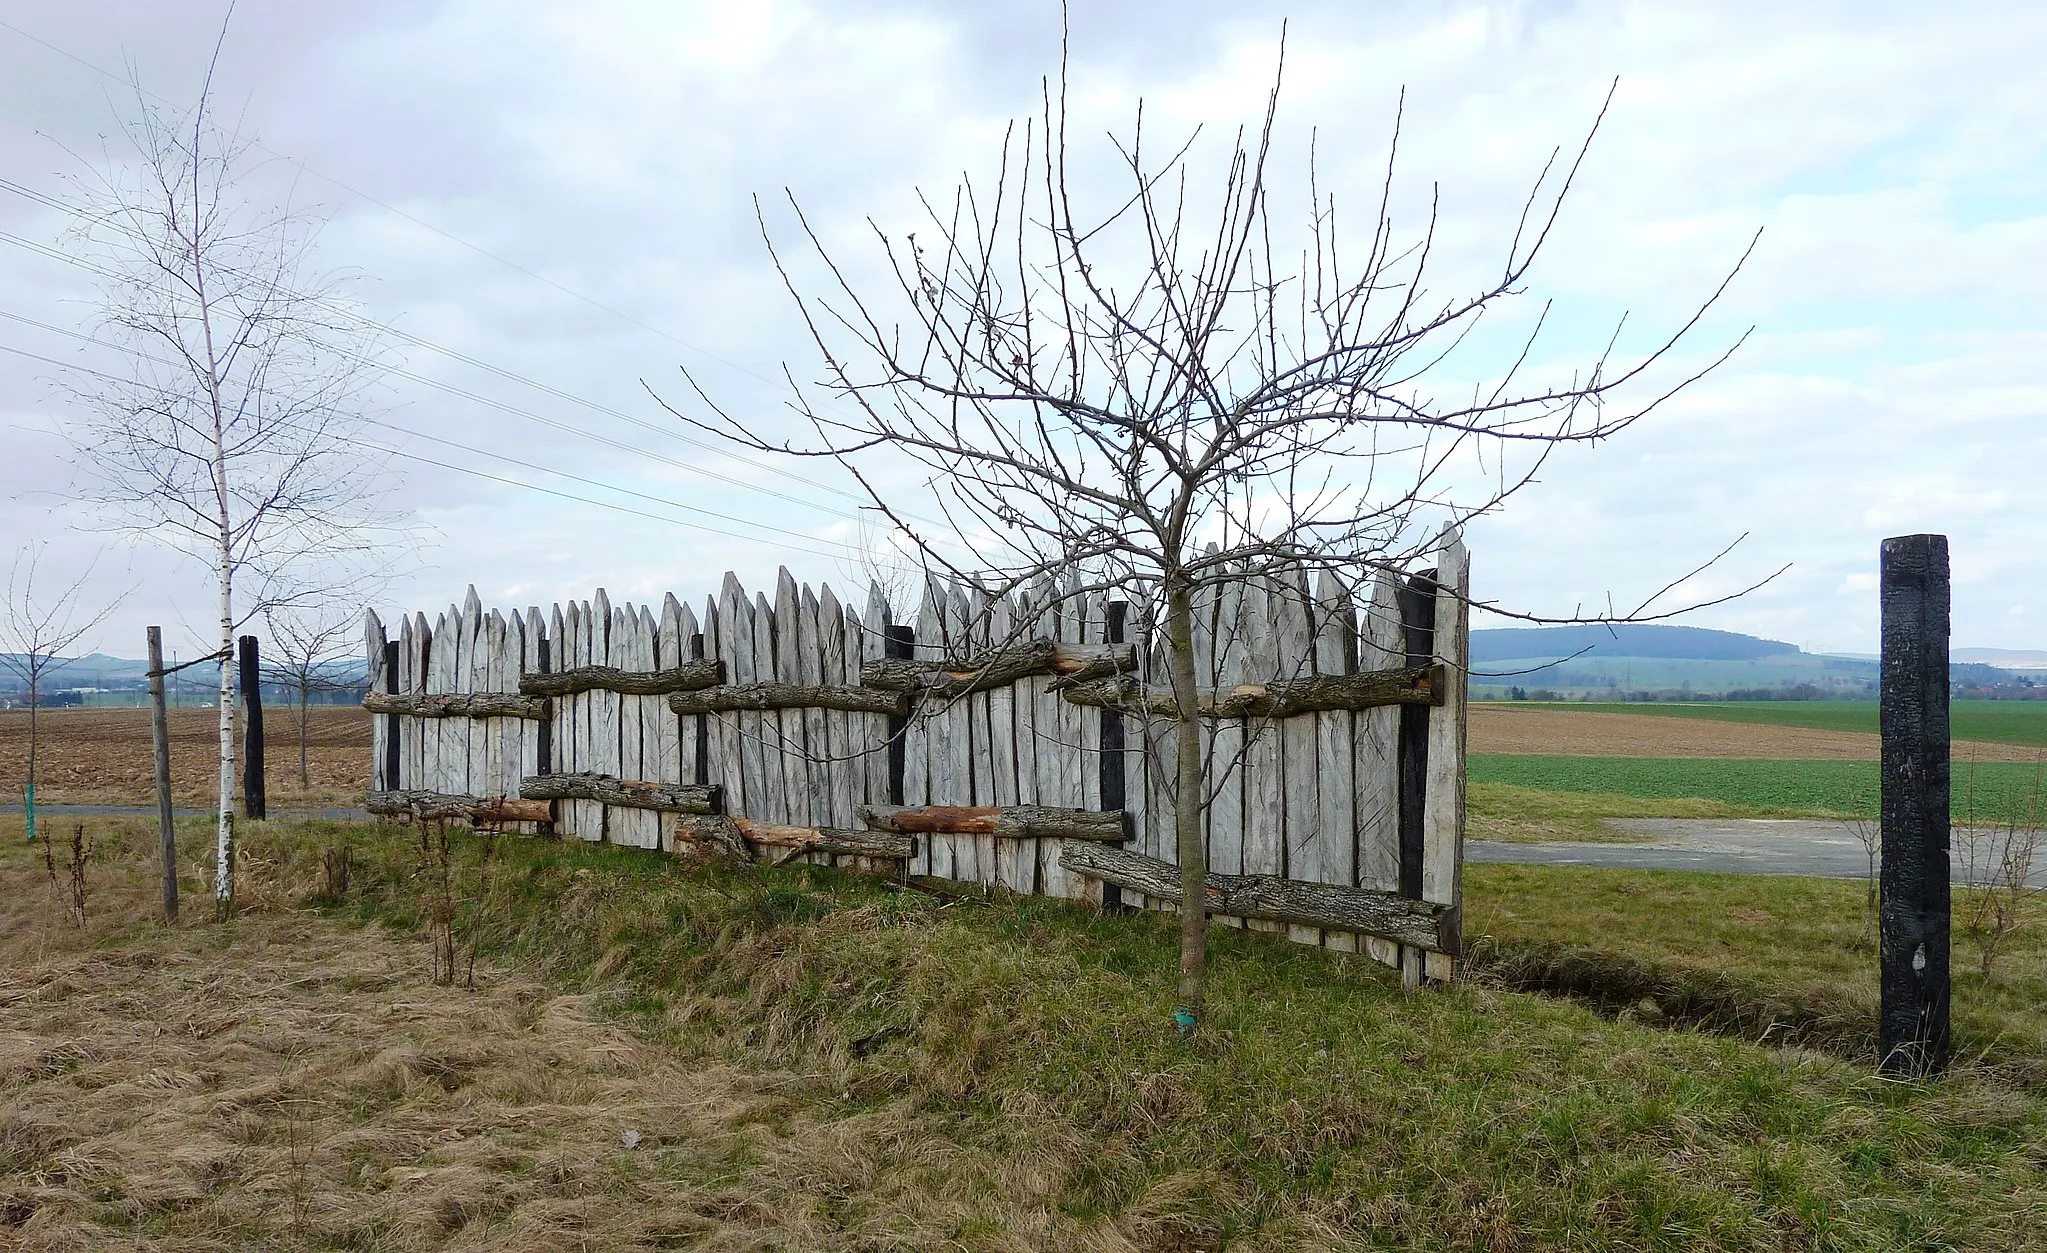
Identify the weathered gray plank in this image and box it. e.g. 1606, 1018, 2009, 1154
1357, 569, 1404, 969
709, 590, 747, 822
988, 593, 1032, 892
1209, 577, 1246, 883
818, 584, 853, 836
1422, 528, 1470, 979
944, 585, 980, 883
904, 582, 935, 876
859, 586, 892, 817
753, 589, 789, 824
1240, 577, 1284, 934
462, 588, 485, 802
1275, 572, 1321, 945
654, 596, 685, 789
1313, 570, 1359, 951
774, 570, 811, 828
798, 582, 833, 863
367, 611, 388, 792
915, 580, 952, 878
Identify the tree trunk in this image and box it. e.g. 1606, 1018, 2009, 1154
24, 674, 37, 844
1164, 575, 1207, 1032
215, 556, 235, 919
298, 680, 311, 789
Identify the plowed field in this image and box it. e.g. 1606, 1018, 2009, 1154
1471, 704, 2043, 762
0, 707, 370, 807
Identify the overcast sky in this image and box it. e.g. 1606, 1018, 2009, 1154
1, 1, 2042, 663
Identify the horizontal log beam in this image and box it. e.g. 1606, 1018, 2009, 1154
667, 681, 909, 716
1058, 663, 1444, 718
362, 691, 550, 720
673, 814, 915, 861
519, 772, 719, 814
858, 804, 1127, 842
1059, 843, 1449, 952
519, 659, 724, 698
366, 790, 552, 824
861, 639, 1134, 698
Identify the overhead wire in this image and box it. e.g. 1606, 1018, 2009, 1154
0, 334, 861, 561
0, 200, 871, 525
0, 18, 940, 524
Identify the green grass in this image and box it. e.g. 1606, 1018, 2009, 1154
1467, 781, 1775, 843
1465, 862, 2047, 1060
18, 815, 2047, 1248
295, 824, 2047, 1245
1502, 699, 2047, 748
1472, 753, 2047, 822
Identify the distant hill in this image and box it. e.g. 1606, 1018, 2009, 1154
1469, 625, 1798, 665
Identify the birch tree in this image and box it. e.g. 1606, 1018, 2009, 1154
661, 60, 1758, 1030
64, 66, 391, 917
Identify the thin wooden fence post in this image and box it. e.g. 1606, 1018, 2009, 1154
1394, 568, 1436, 990
148, 626, 178, 923
238, 634, 266, 820
382, 640, 401, 793
1880, 533, 1951, 1077
1100, 601, 1128, 911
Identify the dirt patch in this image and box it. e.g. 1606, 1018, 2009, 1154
0, 707, 370, 807
1473, 705, 2044, 762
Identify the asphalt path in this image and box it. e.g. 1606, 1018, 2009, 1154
10, 804, 2042, 887
1471, 818, 2047, 887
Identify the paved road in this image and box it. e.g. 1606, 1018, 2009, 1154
1472, 818, 2047, 887
10, 804, 2040, 886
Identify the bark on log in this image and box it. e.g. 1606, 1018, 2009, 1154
519, 772, 719, 814
1059, 843, 1449, 951
673, 814, 915, 861
1058, 664, 1443, 718
363, 691, 551, 720
858, 804, 1128, 842
366, 790, 552, 824
861, 639, 1134, 697
666, 682, 909, 716
519, 659, 724, 697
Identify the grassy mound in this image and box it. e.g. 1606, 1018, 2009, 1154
4, 816, 2046, 1249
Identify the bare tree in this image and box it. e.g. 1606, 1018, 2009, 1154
261, 597, 367, 792
60, 30, 394, 916
0, 545, 127, 843
660, 54, 1758, 1029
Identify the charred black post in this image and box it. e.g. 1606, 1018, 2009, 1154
1880, 534, 1951, 1077
238, 634, 266, 820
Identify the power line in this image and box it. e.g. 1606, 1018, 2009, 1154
0, 335, 861, 560
0, 208, 873, 525
0, 16, 909, 516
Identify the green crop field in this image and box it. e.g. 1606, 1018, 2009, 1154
1494, 698, 2047, 748
1470, 752, 2047, 821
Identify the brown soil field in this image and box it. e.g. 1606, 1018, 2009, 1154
0, 707, 370, 807
1474, 704, 2044, 761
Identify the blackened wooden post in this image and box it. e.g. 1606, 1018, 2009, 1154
1395, 569, 1437, 989
689, 632, 709, 787
1099, 602, 1128, 912
238, 634, 266, 820
1880, 534, 1951, 1076
381, 640, 401, 794
885, 624, 914, 804
147, 626, 178, 923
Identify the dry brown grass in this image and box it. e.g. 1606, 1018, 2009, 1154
0, 707, 370, 808
0, 821, 1130, 1250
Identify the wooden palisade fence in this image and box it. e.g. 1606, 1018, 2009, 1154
364, 529, 1470, 980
